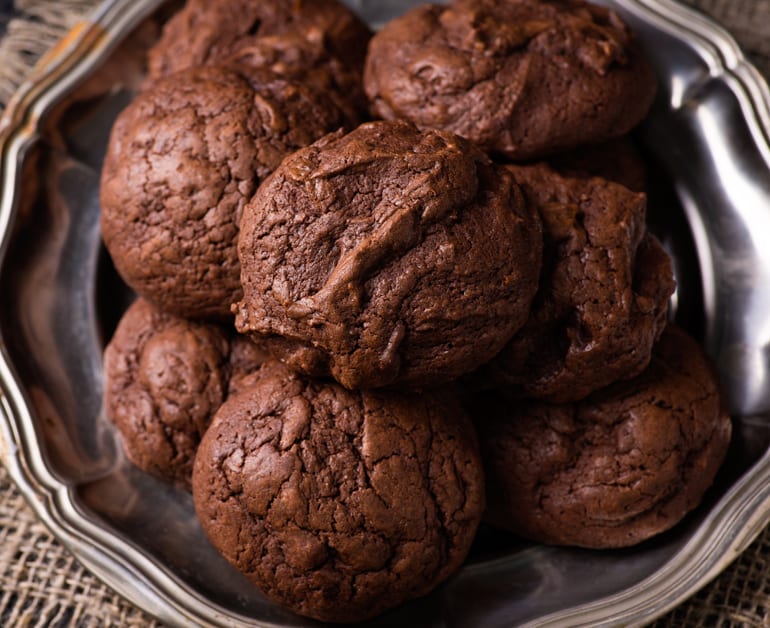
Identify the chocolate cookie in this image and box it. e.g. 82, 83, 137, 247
364, 0, 656, 160
192, 359, 484, 622
223, 32, 368, 126
147, 0, 372, 112
104, 299, 230, 490
474, 163, 673, 402
474, 325, 732, 549
104, 299, 269, 490
234, 120, 543, 389
100, 65, 348, 320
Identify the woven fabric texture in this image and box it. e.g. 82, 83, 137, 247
0, 472, 162, 628
0, 0, 97, 107
1, 0, 769, 627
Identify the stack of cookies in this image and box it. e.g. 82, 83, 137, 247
100, 0, 732, 622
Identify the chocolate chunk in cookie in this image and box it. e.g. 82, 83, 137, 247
100, 65, 348, 320
473, 163, 673, 402
364, 0, 656, 160
474, 325, 732, 548
192, 359, 484, 622
234, 120, 542, 389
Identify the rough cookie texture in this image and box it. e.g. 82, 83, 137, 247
364, 0, 656, 160
104, 299, 230, 490
104, 299, 269, 490
100, 65, 347, 320
192, 360, 484, 622
223, 32, 369, 126
234, 120, 543, 389
474, 325, 732, 549
473, 163, 674, 402
147, 0, 372, 114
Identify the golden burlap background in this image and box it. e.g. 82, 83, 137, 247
1, 0, 769, 625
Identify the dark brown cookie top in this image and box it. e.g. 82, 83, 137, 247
104, 299, 270, 490
364, 0, 656, 160
104, 298, 230, 490
474, 163, 673, 402
474, 325, 732, 549
147, 0, 372, 82
100, 65, 348, 321
234, 120, 542, 389
192, 359, 484, 622
223, 32, 369, 126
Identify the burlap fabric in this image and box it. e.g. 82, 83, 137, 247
0, 0, 769, 626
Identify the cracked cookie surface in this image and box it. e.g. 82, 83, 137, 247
100, 65, 348, 320
364, 0, 656, 160
147, 0, 372, 80
104, 299, 269, 489
473, 163, 674, 402
222, 32, 369, 127
234, 120, 542, 389
192, 359, 484, 622
473, 325, 732, 548
104, 299, 230, 489
146, 0, 371, 123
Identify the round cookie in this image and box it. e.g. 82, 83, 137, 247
364, 0, 656, 160
104, 298, 230, 490
234, 119, 543, 389
474, 325, 732, 549
147, 0, 372, 84
100, 65, 348, 320
192, 359, 484, 622
104, 299, 269, 490
474, 163, 673, 402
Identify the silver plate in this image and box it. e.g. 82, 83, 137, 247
1, 0, 770, 626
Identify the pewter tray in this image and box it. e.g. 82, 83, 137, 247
2, 1, 770, 626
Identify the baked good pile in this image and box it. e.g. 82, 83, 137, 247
100, 0, 732, 622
